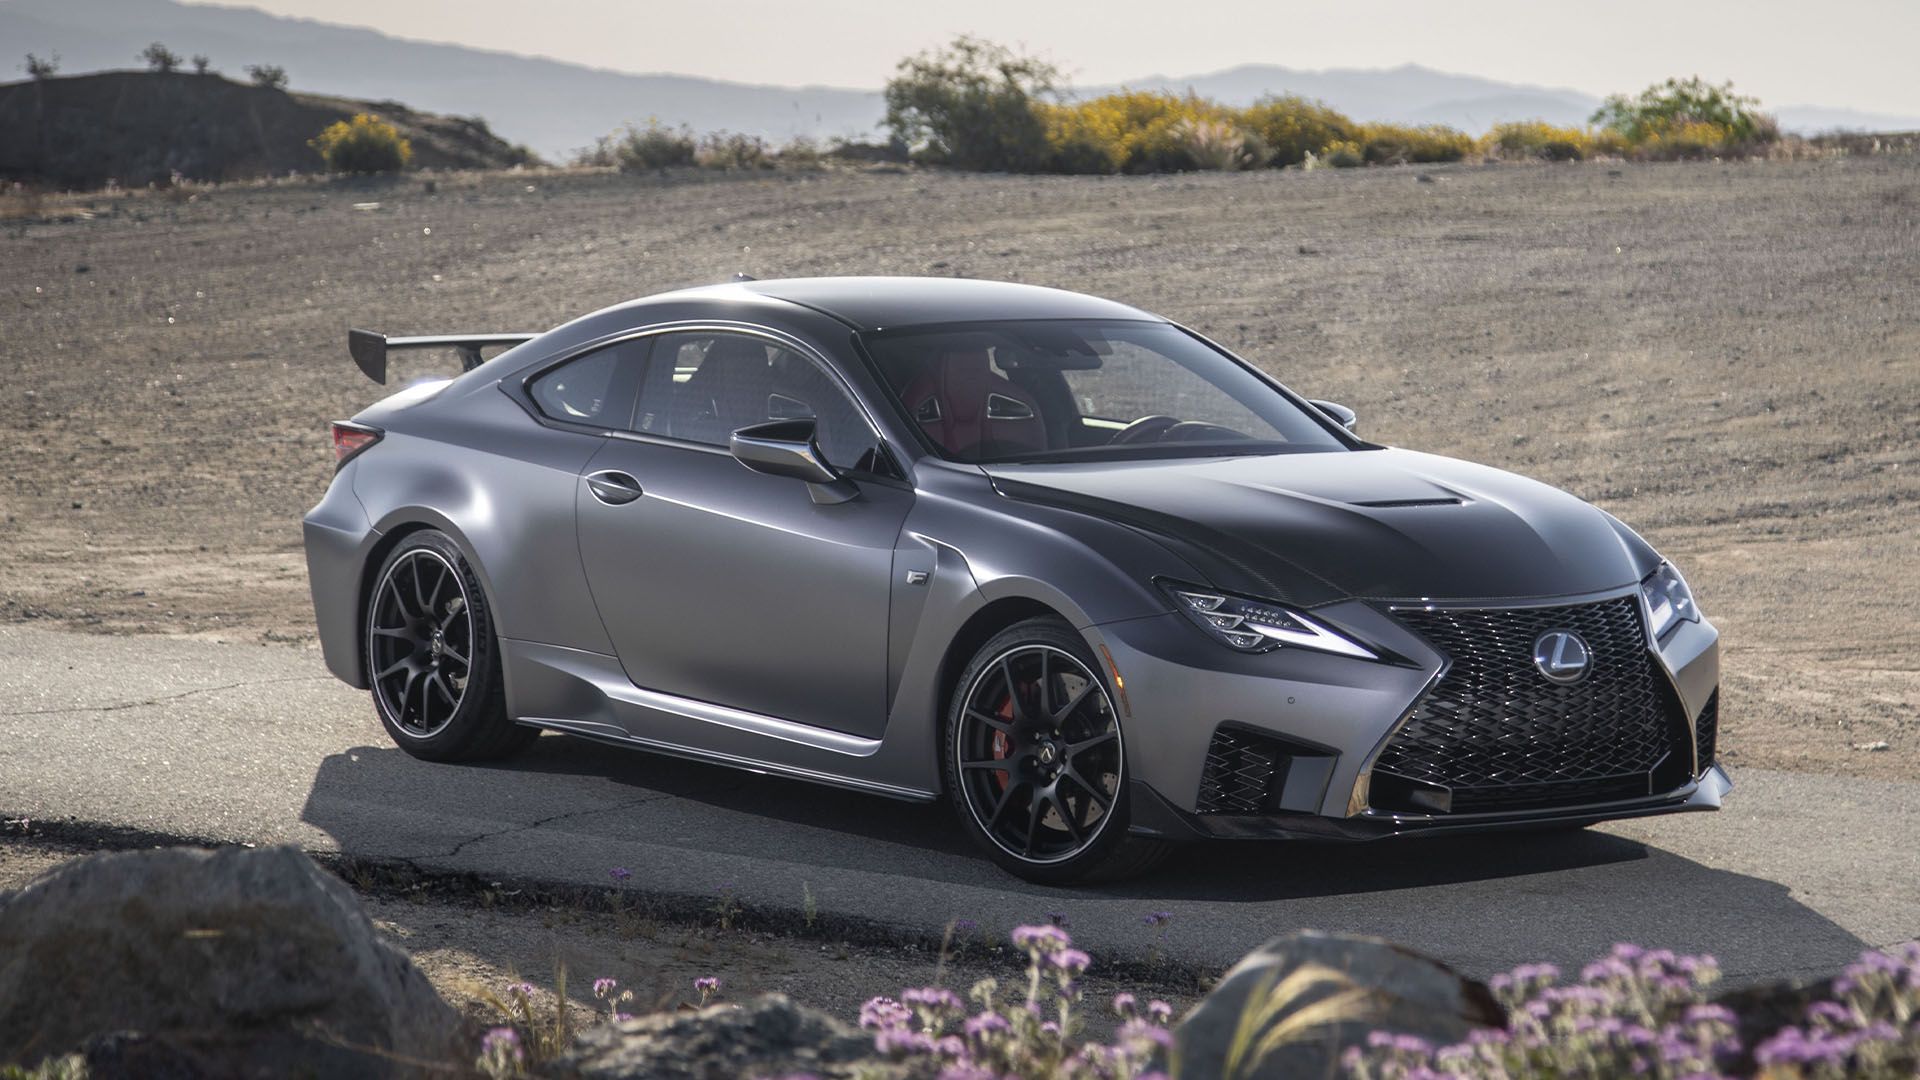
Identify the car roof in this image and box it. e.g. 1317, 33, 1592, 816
688, 276, 1159, 331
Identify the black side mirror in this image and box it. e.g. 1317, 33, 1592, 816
729, 419, 858, 504
1309, 399, 1358, 433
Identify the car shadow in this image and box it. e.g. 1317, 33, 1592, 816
301, 733, 1870, 980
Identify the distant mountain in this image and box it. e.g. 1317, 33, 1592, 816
4, 0, 1915, 160
0, 0, 888, 159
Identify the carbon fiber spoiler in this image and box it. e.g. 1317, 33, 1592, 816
347, 329, 539, 385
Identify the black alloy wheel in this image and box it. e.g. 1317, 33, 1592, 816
945, 618, 1170, 883
365, 530, 536, 762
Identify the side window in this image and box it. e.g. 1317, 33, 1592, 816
634, 332, 888, 474
528, 338, 648, 428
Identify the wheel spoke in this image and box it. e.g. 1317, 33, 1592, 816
997, 658, 1026, 722
1059, 767, 1110, 815
1023, 798, 1043, 857
370, 625, 412, 641
430, 672, 459, 706
1053, 682, 1096, 724
965, 708, 1014, 734
425, 561, 448, 614
439, 644, 468, 669
385, 575, 418, 622
1050, 791, 1083, 846
410, 559, 433, 619
986, 780, 1026, 831
376, 656, 412, 681
1067, 730, 1117, 759
1039, 650, 1053, 716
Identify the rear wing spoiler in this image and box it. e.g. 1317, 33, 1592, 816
347, 329, 539, 385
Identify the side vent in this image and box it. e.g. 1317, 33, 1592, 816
1197, 728, 1285, 813
1695, 690, 1719, 773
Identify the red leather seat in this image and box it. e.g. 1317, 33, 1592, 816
899, 350, 1047, 458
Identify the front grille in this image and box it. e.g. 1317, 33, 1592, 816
1694, 690, 1719, 772
1197, 728, 1282, 813
1375, 596, 1689, 814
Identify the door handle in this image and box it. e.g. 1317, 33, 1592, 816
586, 469, 644, 506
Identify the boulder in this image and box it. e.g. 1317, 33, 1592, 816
0, 845, 458, 1078
1174, 930, 1503, 1080
544, 993, 896, 1080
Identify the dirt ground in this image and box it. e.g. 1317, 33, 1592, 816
3, 158, 1917, 781
0, 839, 1197, 1043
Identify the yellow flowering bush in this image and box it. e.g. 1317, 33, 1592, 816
1040, 90, 1255, 172
1355, 123, 1474, 165
1240, 95, 1357, 166
1480, 120, 1599, 161
309, 114, 412, 174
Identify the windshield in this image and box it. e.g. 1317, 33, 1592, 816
861, 320, 1347, 464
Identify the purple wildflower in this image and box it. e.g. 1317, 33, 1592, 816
860, 996, 912, 1032
1147, 999, 1173, 1022
593, 977, 618, 998
1011, 923, 1071, 952
695, 976, 722, 993
1112, 991, 1138, 1016
609, 866, 632, 882
1049, 948, 1092, 975
903, 987, 963, 1013
964, 1011, 1010, 1039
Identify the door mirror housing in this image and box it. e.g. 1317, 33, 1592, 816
1309, 399, 1358, 433
730, 419, 858, 504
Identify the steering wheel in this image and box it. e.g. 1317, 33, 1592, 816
1109, 414, 1181, 444
1160, 421, 1252, 442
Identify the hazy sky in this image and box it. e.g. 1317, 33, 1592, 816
190, 0, 1920, 115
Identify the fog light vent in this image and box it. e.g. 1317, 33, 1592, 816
1197, 728, 1283, 813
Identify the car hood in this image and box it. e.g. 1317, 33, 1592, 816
986, 448, 1658, 608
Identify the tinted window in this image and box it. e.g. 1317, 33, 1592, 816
863, 320, 1346, 463
633, 332, 888, 474
528, 337, 648, 428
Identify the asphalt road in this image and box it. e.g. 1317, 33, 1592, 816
3, 623, 1915, 984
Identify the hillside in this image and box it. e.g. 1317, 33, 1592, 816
0, 71, 533, 187
7, 0, 1916, 160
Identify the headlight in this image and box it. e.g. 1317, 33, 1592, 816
1642, 562, 1699, 641
1159, 581, 1378, 660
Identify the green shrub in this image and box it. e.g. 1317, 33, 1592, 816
612, 122, 697, 171
245, 63, 287, 90
309, 114, 413, 174
1592, 76, 1769, 145
1241, 95, 1357, 167
140, 42, 181, 74
696, 131, 768, 170
884, 35, 1059, 171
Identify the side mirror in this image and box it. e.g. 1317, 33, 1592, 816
1309, 399, 1358, 433
729, 419, 858, 504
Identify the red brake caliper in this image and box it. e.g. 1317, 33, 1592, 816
990, 694, 1014, 790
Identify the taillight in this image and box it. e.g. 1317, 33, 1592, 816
331, 421, 382, 469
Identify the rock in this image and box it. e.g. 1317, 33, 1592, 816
0, 845, 458, 1078
543, 993, 893, 1080
1173, 930, 1503, 1080
1852, 740, 1890, 752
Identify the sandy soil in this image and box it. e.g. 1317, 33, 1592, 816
1, 159, 1916, 788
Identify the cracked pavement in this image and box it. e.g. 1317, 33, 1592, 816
3, 623, 1917, 982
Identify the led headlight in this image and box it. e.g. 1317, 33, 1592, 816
1159, 581, 1378, 660
1641, 562, 1699, 641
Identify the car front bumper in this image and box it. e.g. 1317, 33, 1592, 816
1088, 587, 1723, 841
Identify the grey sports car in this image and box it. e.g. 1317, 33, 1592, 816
304, 276, 1727, 883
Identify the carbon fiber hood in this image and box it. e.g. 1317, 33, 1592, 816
987, 448, 1659, 607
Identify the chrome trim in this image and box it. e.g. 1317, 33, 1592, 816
575, 670, 885, 758
1346, 666, 1447, 817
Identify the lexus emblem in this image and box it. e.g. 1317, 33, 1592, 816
1532, 630, 1591, 684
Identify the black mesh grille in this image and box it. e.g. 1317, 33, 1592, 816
1694, 690, 1719, 772
1376, 596, 1689, 814
1197, 728, 1282, 813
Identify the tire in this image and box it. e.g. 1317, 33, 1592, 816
943, 617, 1171, 884
364, 530, 537, 763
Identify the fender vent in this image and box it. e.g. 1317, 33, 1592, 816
1694, 690, 1719, 772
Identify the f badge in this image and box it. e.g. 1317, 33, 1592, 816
1532, 629, 1592, 685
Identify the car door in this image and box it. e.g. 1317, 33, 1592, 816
573, 329, 913, 739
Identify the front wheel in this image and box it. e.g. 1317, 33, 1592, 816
943, 618, 1171, 884
365, 530, 536, 763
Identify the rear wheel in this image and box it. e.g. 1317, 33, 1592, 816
944, 618, 1171, 884
365, 530, 536, 762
